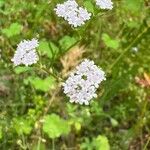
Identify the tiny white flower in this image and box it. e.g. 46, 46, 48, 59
54, 0, 91, 27
63, 59, 106, 105
96, 0, 113, 10
11, 38, 39, 66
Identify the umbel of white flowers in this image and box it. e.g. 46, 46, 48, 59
96, 0, 113, 9
11, 39, 39, 66
54, 0, 91, 27
63, 59, 106, 105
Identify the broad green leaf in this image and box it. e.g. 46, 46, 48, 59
24, 76, 56, 92
43, 114, 70, 139
14, 66, 31, 74
83, 1, 94, 14
59, 36, 77, 51
102, 33, 119, 49
38, 40, 59, 59
94, 135, 110, 150
2, 23, 22, 37
12, 118, 32, 135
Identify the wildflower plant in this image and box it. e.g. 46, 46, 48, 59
11, 39, 39, 66
1, 0, 149, 149
96, 0, 113, 9
63, 59, 106, 105
54, 0, 91, 27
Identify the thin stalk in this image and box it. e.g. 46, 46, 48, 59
37, 64, 63, 82
108, 27, 149, 71
52, 139, 55, 150
36, 138, 41, 150
143, 136, 150, 150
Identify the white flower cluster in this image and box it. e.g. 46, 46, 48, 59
11, 39, 39, 66
63, 59, 106, 105
96, 0, 113, 10
54, 0, 91, 27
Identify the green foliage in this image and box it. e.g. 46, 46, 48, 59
123, 0, 144, 13
59, 35, 77, 51
2, 23, 22, 37
38, 40, 59, 59
14, 66, 32, 74
102, 33, 119, 49
42, 114, 71, 139
24, 76, 56, 92
0, 126, 2, 140
0, 0, 5, 7
0, 0, 150, 149
83, 1, 94, 14
12, 118, 32, 135
94, 135, 110, 150
81, 135, 110, 150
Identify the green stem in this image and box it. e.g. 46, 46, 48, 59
143, 136, 150, 150
36, 138, 41, 150
37, 64, 63, 82
52, 139, 55, 150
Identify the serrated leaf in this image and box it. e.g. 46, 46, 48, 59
2, 23, 22, 37
24, 76, 56, 92
43, 114, 70, 139
94, 135, 110, 150
102, 33, 119, 49
59, 36, 77, 51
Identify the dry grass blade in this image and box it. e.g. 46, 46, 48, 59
60, 45, 85, 77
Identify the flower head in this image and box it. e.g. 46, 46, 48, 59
96, 0, 113, 10
11, 38, 39, 66
63, 59, 106, 105
54, 0, 91, 27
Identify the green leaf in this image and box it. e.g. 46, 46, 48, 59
0, 0, 5, 7
43, 114, 70, 139
59, 36, 77, 51
12, 118, 32, 135
83, 1, 94, 14
74, 122, 81, 131
24, 76, 56, 92
123, 0, 144, 13
94, 135, 110, 150
2, 23, 22, 37
38, 40, 59, 59
102, 33, 119, 49
14, 66, 31, 74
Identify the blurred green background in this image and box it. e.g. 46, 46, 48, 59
0, 0, 150, 149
